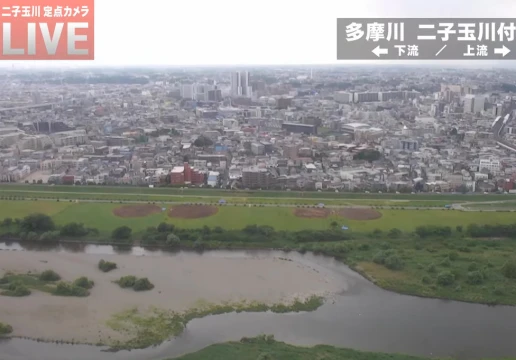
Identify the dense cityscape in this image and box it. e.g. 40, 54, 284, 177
4, 65, 516, 360
2, 66, 516, 193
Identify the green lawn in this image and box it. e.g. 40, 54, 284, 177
0, 183, 512, 201
464, 202, 516, 210
0, 189, 455, 207
171, 336, 514, 360
0, 200, 516, 235
0, 200, 72, 218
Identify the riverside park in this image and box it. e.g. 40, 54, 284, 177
0, 184, 516, 235
3, 184, 516, 360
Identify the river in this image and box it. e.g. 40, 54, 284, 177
0, 242, 516, 360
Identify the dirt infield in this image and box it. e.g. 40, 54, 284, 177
337, 208, 382, 221
168, 205, 218, 219
113, 204, 162, 218
293, 208, 330, 219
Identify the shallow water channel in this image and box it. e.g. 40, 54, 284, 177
1, 242, 516, 360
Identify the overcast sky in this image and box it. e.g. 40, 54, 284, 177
3, 0, 516, 68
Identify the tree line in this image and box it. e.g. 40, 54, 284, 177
414, 224, 516, 239
3, 213, 516, 245
0, 213, 131, 242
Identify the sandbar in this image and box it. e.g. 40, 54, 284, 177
0, 250, 340, 344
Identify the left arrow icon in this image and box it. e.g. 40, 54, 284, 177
372, 45, 388, 57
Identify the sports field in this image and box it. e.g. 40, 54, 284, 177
0, 200, 514, 235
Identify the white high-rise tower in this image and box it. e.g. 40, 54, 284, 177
231, 71, 252, 98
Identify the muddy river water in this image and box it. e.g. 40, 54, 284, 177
1, 242, 516, 360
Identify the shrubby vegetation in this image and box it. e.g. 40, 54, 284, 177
73, 276, 94, 289
1, 281, 31, 297
98, 259, 117, 272
0, 272, 91, 297
415, 225, 452, 238
133, 278, 154, 291
501, 262, 516, 279
39, 270, 61, 282
0, 322, 13, 335
107, 296, 323, 350
140, 222, 352, 247
5, 212, 516, 307
172, 334, 456, 360
373, 250, 404, 270
52, 281, 90, 297
115, 276, 154, 291
116, 275, 137, 288
437, 271, 455, 286
466, 223, 516, 238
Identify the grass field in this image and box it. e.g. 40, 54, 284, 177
171, 336, 514, 360
0, 189, 459, 207
464, 201, 516, 210
0, 200, 515, 235
0, 183, 511, 202
0, 190, 456, 207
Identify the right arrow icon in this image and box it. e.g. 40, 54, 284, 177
494, 45, 511, 57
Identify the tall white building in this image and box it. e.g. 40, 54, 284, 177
474, 96, 486, 113
181, 84, 196, 100
231, 71, 252, 98
464, 94, 486, 114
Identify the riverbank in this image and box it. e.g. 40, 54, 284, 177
2, 247, 516, 360
4, 219, 516, 308
171, 335, 516, 360
0, 250, 337, 347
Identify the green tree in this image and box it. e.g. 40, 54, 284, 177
166, 233, 181, 247
111, 226, 132, 240
20, 213, 55, 233
157, 222, 174, 233
60, 222, 88, 237
194, 135, 214, 148
353, 149, 381, 163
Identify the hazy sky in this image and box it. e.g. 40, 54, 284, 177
4, 0, 516, 67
